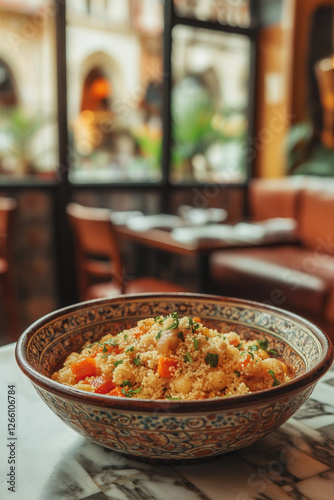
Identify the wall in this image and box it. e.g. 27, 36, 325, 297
0, 189, 58, 344
254, 0, 295, 178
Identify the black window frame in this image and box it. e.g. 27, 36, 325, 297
0, 0, 261, 307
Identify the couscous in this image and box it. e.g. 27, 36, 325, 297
52, 313, 291, 400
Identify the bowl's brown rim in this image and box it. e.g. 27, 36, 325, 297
15, 293, 334, 413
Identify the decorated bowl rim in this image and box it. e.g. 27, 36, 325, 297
15, 293, 334, 413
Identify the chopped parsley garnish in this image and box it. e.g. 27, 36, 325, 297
193, 338, 199, 351
257, 339, 269, 351
133, 356, 141, 366
121, 380, 132, 388
188, 316, 200, 333
248, 344, 258, 352
124, 334, 128, 340
121, 387, 142, 398
166, 396, 182, 401
167, 312, 179, 330
184, 352, 193, 363
205, 353, 219, 368
100, 354, 110, 359
113, 359, 123, 367
177, 331, 184, 341
125, 346, 134, 353
234, 370, 240, 377
155, 330, 163, 340
268, 370, 281, 386
256, 339, 278, 357
156, 312, 179, 329
236, 343, 243, 349
82, 342, 97, 351
102, 338, 119, 350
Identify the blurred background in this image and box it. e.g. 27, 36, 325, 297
0, 0, 334, 344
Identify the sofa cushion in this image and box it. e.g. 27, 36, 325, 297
210, 246, 333, 316
298, 182, 334, 251
248, 177, 306, 221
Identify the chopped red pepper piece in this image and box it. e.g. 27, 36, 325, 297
90, 375, 116, 394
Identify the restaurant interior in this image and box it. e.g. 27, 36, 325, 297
1, 0, 334, 346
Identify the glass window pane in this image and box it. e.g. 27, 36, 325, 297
170, 25, 250, 184
67, 0, 164, 184
174, 0, 251, 28
0, 0, 58, 181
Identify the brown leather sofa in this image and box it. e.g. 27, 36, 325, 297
210, 176, 334, 343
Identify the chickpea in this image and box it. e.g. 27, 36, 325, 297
173, 375, 193, 394
207, 371, 227, 391
257, 349, 269, 360
242, 341, 268, 359
262, 358, 286, 382
156, 331, 179, 355
224, 332, 241, 347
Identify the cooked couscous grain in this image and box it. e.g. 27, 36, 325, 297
52, 313, 291, 399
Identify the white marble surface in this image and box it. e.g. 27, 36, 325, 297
0, 343, 334, 500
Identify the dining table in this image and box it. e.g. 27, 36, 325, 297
1, 342, 333, 500
111, 213, 299, 292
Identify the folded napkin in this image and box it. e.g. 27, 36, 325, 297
178, 206, 228, 225
172, 225, 237, 244
110, 211, 143, 225
171, 218, 297, 245
126, 214, 184, 231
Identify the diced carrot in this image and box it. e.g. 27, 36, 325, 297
90, 375, 116, 394
71, 358, 97, 381
157, 356, 178, 378
193, 317, 201, 323
238, 353, 252, 368
108, 387, 125, 397
132, 327, 144, 339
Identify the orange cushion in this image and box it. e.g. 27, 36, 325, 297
298, 183, 334, 251
210, 246, 330, 316
249, 177, 306, 221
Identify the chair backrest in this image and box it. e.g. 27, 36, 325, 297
66, 202, 124, 298
0, 197, 17, 261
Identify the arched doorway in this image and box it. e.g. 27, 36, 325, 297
80, 67, 111, 112
72, 66, 114, 158
0, 59, 17, 107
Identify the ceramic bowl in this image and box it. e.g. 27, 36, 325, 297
16, 293, 333, 464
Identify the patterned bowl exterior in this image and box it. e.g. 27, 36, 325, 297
16, 293, 333, 463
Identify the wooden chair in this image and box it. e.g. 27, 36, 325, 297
0, 197, 19, 340
66, 202, 188, 300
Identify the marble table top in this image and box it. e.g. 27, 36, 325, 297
0, 343, 333, 500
